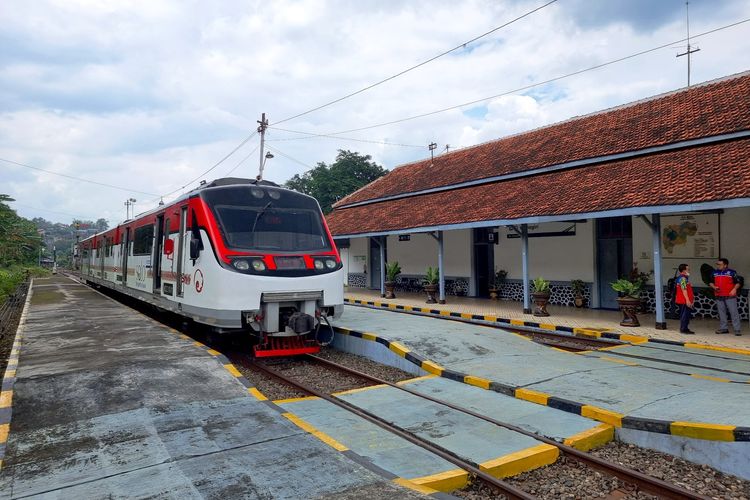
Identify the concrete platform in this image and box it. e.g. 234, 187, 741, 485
332, 305, 750, 479
277, 375, 610, 491
0, 276, 428, 499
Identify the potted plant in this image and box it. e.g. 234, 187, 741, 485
531, 277, 551, 317
571, 279, 586, 308
629, 266, 652, 313
611, 278, 643, 327
384, 261, 401, 299
489, 268, 508, 300
423, 266, 439, 304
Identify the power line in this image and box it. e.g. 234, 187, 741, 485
10, 202, 96, 221
223, 143, 261, 177
271, 0, 558, 126
158, 131, 258, 200
266, 126, 424, 148
290, 18, 750, 136
265, 144, 315, 170
0, 157, 158, 196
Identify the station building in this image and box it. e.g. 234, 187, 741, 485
326, 71, 750, 328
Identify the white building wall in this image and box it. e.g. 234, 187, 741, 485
494, 221, 595, 282
340, 237, 368, 285
632, 207, 750, 286
385, 230, 471, 277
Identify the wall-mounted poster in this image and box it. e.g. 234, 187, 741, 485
661, 213, 719, 259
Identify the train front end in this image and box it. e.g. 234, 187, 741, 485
200, 180, 343, 356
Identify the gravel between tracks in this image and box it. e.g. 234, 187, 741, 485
229, 347, 415, 401
456, 441, 750, 500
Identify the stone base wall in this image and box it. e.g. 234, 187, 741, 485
346, 273, 470, 296
641, 286, 749, 320
499, 280, 593, 308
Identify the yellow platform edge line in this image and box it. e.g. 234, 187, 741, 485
389, 341, 410, 358
362, 332, 378, 341
223, 363, 242, 378
563, 423, 614, 451
464, 375, 491, 390
206, 348, 221, 356
392, 478, 439, 495
247, 387, 268, 401
684, 343, 750, 357
421, 360, 444, 376
0, 391, 12, 409
514, 388, 550, 406
274, 396, 320, 405
670, 421, 736, 441
598, 356, 639, 366
619, 334, 648, 344
397, 374, 438, 386
332, 384, 388, 397
691, 373, 731, 383
0, 423, 9, 443
282, 412, 349, 451
581, 405, 624, 428
479, 443, 559, 478
408, 468, 469, 492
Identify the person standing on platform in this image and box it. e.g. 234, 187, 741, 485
675, 263, 695, 334
711, 258, 742, 336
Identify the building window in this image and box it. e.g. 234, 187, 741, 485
133, 225, 154, 256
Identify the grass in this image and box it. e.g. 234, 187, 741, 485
0, 266, 50, 305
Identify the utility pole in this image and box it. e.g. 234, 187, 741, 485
257, 112, 269, 180
676, 1, 700, 87
444, 144, 451, 154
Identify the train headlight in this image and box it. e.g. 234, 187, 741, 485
314, 259, 325, 270
252, 259, 267, 272
233, 259, 250, 271
325, 258, 337, 269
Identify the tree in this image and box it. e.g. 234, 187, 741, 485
284, 150, 387, 213
0, 195, 43, 267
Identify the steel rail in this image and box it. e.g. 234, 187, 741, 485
245, 357, 535, 500
305, 354, 709, 500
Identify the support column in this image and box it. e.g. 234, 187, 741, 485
652, 214, 666, 329
438, 231, 445, 304
521, 224, 531, 314
379, 236, 386, 298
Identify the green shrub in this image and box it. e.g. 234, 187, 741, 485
385, 261, 401, 282
610, 278, 641, 299
423, 266, 439, 285
532, 277, 550, 293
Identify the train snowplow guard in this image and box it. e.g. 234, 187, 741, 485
253, 334, 321, 357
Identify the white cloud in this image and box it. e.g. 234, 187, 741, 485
1, 0, 749, 224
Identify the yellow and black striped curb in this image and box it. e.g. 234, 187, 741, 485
344, 298, 750, 358
334, 324, 750, 443
0, 279, 33, 470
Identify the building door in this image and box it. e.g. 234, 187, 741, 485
596, 217, 633, 309
473, 228, 495, 298
369, 237, 386, 289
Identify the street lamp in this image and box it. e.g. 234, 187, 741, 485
257, 152, 274, 181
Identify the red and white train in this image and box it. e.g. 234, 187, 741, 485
78, 177, 344, 356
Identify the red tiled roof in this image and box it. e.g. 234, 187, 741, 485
326, 139, 750, 236
335, 72, 750, 208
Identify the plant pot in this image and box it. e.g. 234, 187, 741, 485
424, 284, 438, 304
531, 292, 551, 317
384, 281, 396, 299
616, 296, 641, 327
489, 287, 499, 300
574, 295, 584, 308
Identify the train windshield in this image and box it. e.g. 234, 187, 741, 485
202, 186, 332, 252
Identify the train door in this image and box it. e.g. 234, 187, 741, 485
176, 206, 187, 297
121, 228, 130, 287
100, 239, 106, 278
153, 215, 164, 292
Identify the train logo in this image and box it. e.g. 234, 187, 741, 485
194, 269, 204, 293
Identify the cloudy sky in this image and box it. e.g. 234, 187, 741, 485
2, 0, 749, 225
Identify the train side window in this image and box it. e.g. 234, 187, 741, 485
133, 225, 154, 256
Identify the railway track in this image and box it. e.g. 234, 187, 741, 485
242, 354, 709, 500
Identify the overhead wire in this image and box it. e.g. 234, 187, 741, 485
9, 201, 96, 221
264, 144, 316, 170
266, 126, 425, 148
222, 143, 261, 177
270, 0, 558, 126
0, 157, 158, 196
285, 18, 750, 137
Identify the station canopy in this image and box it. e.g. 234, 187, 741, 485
326, 71, 750, 238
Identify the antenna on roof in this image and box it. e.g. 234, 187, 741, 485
444, 144, 451, 153
428, 142, 437, 165
676, 1, 700, 87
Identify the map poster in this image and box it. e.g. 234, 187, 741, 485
661, 213, 719, 259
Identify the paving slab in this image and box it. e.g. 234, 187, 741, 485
0, 276, 426, 499
334, 306, 750, 428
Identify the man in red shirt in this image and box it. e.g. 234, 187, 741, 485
674, 263, 695, 334
711, 258, 742, 336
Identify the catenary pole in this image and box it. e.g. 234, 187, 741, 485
652, 214, 667, 329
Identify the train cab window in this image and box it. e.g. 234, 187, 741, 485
133, 225, 154, 255
203, 186, 331, 252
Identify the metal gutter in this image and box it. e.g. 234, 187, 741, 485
335, 130, 750, 210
